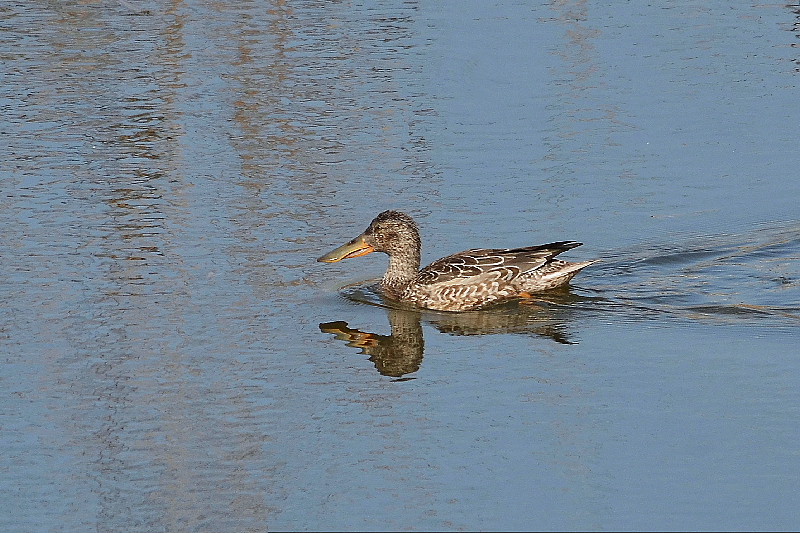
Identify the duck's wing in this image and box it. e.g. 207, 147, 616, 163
415, 241, 583, 285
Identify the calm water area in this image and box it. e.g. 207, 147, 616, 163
2, 1, 799, 531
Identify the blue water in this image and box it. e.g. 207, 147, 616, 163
2, 1, 798, 531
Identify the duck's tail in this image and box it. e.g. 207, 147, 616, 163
519, 258, 600, 292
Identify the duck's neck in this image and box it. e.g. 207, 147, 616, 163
382, 248, 421, 296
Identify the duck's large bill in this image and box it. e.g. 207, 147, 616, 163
317, 235, 375, 263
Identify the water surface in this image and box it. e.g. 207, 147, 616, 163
2, 1, 799, 531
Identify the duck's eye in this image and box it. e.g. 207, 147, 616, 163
383, 231, 398, 241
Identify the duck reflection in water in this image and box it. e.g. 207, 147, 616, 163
320, 290, 581, 379
321, 308, 425, 379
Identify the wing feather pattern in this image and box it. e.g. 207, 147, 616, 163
414, 241, 582, 286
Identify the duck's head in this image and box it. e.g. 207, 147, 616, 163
317, 210, 421, 262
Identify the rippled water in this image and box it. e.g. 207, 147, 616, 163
2, 1, 799, 531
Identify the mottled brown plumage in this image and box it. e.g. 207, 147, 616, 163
318, 210, 597, 312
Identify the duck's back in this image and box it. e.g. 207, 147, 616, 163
401, 242, 586, 311
415, 242, 582, 285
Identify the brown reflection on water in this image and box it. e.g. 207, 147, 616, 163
321, 309, 425, 379
321, 293, 580, 378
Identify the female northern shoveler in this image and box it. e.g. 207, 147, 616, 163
318, 210, 598, 312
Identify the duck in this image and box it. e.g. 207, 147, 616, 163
317, 210, 598, 312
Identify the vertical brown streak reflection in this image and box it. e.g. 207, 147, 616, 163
227, 1, 319, 298
230, 1, 328, 182
224, 0, 358, 300
228, 1, 364, 196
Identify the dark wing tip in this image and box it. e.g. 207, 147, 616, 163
505, 241, 583, 255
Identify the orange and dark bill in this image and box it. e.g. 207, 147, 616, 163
317, 235, 375, 263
